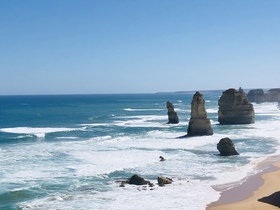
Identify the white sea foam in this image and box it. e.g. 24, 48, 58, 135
56, 137, 79, 140
4, 124, 280, 210
254, 102, 280, 115
114, 115, 166, 120
19, 182, 219, 210
173, 108, 190, 112
90, 135, 112, 141
206, 108, 218, 113
0, 127, 77, 138
79, 123, 112, 127
124, 108, 164, 111
114, 115, 168, 128
13, 134, 34, 139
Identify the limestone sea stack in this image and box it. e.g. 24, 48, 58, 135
247, 89, 266, 103
266, 88, 280, 102
187, 92, 213, 136
247, 88, 280, 103
218, 88, 255, 124
166, 101, 179, 124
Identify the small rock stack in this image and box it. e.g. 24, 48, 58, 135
166, 101, 179, 124
217, 137, 239, 156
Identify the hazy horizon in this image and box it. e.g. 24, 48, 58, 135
0, 87, 279, 96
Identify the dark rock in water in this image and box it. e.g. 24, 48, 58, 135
128, 174, 150, 185
166, 101, 179, 124
217, 137, 239, 156
218, 88, 255, 124
159, 156, 166, 161
258, 191, 280, 208
157, 176, 173, 186
187, 92, 213, 136
247, 89, 266, 103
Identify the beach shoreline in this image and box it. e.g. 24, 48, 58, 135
207, 156, 280, 210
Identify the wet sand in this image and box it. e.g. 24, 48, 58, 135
207, 162, 280, 210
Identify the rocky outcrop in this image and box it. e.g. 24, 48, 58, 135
266, 88, 280, 102
187, 92, 213, 136
157, 176, 173, 186
166, 101, 179, 124
247, 89, 266, 103
128, 174, 151, 185
247, 88, 280, 103
217, 137, 239, 156
218, 88, 255, 124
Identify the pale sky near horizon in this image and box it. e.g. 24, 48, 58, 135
0, 0, 279, 95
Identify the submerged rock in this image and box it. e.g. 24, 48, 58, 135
166, 101, 179, 124
187, 92, 213, 136
217, 137, 239, 156
218, 88, 255, 124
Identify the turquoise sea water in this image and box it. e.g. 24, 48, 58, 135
0, 91, 280, 210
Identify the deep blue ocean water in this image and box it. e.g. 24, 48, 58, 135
0, 91, 280, 210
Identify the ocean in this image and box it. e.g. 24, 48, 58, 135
0, 91, 280, 210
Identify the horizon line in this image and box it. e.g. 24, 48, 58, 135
0, 87, 278, 97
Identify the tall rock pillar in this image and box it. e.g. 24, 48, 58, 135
187, 92, 213, 136
166, 101, 179, 124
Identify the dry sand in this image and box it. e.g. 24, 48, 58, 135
207, 162, 280, 210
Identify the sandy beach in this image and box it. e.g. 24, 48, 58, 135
207, 161, 280, 210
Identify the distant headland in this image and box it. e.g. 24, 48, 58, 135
156, 88, 280, 103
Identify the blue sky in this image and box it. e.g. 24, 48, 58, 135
0, 0, 279, 95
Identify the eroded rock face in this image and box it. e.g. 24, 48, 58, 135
187, 92, 213, 136
166, 101, 179, 124
218, 88, 255, 124
217, 137, 239, 156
